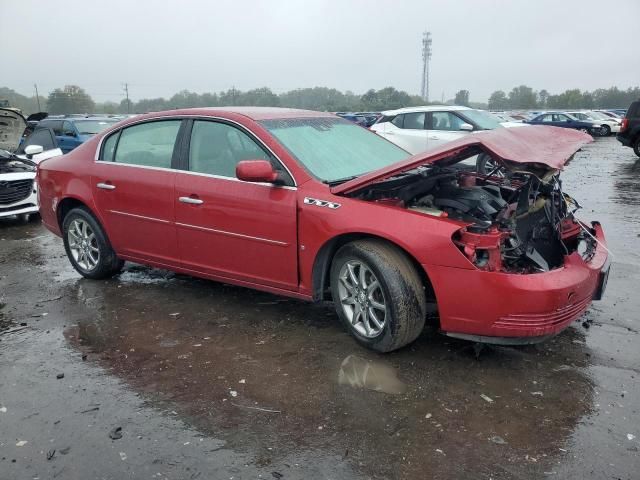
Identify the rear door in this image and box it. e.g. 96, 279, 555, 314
426, 111, 469, 149
174, 119, 298, 289
377, 113, 428, 154
92, 119, 183, 267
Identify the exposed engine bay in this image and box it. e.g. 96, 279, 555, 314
351, 159, 597, 273
0, 149, 36, 174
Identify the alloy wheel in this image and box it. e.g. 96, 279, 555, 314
67, 218, 100, 271
337, 260, 387, 338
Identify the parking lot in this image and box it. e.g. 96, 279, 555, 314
0, 137, 638, 479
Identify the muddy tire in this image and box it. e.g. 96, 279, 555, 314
330, 239, 427, 352
634, 137, 640, 158
62, 207, 123, 279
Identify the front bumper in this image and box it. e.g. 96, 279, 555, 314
426, 222, 608, 343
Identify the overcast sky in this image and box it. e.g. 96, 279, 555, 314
1, 0, 638, 103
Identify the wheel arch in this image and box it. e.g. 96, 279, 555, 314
311, 232, 437, 308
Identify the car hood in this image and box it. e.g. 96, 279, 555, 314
331, 125, 592, 195
0, 108, 27, 152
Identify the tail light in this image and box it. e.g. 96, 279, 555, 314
621, 118, 629, 132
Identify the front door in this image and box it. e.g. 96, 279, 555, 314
425, 111, 470, 149
92, 119, 183, 267
175, 119, 298, 290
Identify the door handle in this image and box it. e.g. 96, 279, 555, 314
179, 196, 204, 205
97, 182, 116, 190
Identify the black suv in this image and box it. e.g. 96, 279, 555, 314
617, 100, 640, 157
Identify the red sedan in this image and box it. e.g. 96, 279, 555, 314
36, 108, 609, 352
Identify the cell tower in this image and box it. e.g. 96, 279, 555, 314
421, 31, 432, 102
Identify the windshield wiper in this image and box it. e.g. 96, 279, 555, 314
323, 175, 360, 186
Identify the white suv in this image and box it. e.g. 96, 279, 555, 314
370, 105, 525, 154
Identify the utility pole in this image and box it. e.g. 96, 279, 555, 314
34, 84, 41, 111
123, 83, 130, 113
420, 31, 432, 103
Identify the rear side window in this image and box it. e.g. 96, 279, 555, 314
430, 112, 465, 131
391, 115, 404, 128
403, 112, 426, 130
113, 120, 181, 168
100, 131, 120, 161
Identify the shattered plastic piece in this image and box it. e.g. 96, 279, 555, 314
628, 434, 636, 441
0, 406, 7, 413
109, 426, 123, 440
229, 390, 238, 397
16, 440, 28, 447
119, 452, 127, 461
435, 449, 445, 455
239, 379, 246, 384
531, 391, 544, 396
425, 413, 432, 419
490, 436, 507, 445
480, 394, 494, 403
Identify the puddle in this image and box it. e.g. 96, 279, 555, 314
338, 354, 407, 395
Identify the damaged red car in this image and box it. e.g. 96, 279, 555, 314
36, 108, 609, 352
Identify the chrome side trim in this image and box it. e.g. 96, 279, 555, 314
175, 222, 289, 247
174, 169, 297, 190
93, 114, 297, 187
108, 210, 171, 224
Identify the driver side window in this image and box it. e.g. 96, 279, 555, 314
188, 121, 293, 185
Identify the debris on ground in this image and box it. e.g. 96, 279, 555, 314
490, 436, 507, 445
480, 394, 494, 403
119, 452, 127, 461
16, 440, 28, 447
0, 406, 7, 413
628, 434, 636, 441
47, 449, 56, 460
56, 373, 64, 379
109, 426, 123, 440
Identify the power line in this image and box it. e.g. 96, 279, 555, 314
123, 83, 130, 113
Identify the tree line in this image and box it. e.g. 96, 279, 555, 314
1, 84, 638, 116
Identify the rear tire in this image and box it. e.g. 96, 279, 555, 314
599, 125, 611, 136
62, 207, 123, 279
330, 239, 427, 352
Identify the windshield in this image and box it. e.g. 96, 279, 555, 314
261, 117, 410, 182
460, 110, 502, 130
74, 119, 117, 135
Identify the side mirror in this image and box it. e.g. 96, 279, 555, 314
236, 160, 279, 183
459, 123, 474, 132
24, 145, 44, 159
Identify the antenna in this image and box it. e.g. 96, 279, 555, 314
421, 31, 432, 102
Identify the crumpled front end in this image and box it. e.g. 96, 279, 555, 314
428, 223, 608, 342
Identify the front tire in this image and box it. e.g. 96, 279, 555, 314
599, 125, 611, 136
62, 207, 123, 279
330, 239, 427, 352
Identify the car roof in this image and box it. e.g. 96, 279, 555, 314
140, 107, 335, 121
381, 105, 472, 116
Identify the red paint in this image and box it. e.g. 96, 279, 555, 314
37, 108, 607, 343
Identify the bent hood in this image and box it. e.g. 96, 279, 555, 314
332, 125, 592, 195
0, 108, 27, 152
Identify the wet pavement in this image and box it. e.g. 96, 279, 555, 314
1, 137, 638, 479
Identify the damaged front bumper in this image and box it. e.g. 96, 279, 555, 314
427, 222, 608, 344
